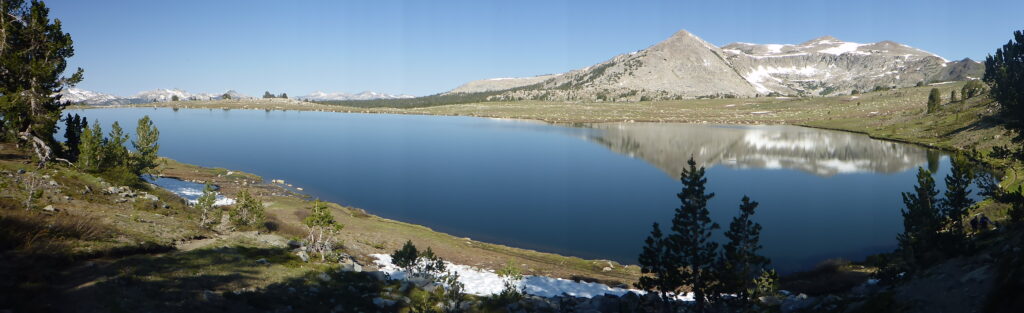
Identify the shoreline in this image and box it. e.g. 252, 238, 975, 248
75, 86, 1020, 278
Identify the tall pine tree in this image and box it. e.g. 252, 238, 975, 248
636, 222, 678, 310
669, 157, 720, 312
718, 196, 769, 300
0, 0, 83, 166
984, 30, 1024, 141
897, 167, 942, 269
131, 115, 159, 175
942, 154, 974, 241
927, 88, 942, 113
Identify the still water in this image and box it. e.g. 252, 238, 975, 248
69, 107, 967, 272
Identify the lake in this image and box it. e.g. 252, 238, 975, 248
68, 107, 968, 272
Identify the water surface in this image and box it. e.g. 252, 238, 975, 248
70, 108, 968, 272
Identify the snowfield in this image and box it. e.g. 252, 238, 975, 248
369, 254, 693, 300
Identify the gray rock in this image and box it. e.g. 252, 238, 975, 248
200, 290, 221, 302
781, 294, 818, 313
296, 251, 310, 262
42, 205, 57, 212
760, 295, 782, 306
141, 193, 159, 201
318, 272, 331, 282
255, 258, 270, 265
48, 180, 59, 187
372, 297, 396, 308
367, 271, 388, 281
287, 240, 302, 249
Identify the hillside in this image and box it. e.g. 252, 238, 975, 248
452, 30, 982, 102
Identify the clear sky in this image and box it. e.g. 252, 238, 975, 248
48, 0, 1024, 97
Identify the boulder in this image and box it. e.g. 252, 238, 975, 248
141, 193, 159, 201
296, 251, 310, 262
41, 205, 57, 212
255, 258, 270, 266
318, 272, 331, 282
372, 297, 396, 308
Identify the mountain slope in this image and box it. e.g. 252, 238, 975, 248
467, 30, 982, 101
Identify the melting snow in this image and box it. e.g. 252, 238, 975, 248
370, 254, 668, 299
819, 42, 867, 55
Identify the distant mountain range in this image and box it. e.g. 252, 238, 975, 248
59, 88, 412, 105
297, 91, 414, 101
447, 30, 984, 101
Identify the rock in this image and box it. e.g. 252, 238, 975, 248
602, 266, 612, 272
17, 169, 25, 174
255, 258, 270, 265
63, 195, 72, 201
318, 272, 331, 282
760, 296, 782, 306
781, 294, 818, 313
367, 271, 388, 281
287, 240, 302, 249
200, 290, 221, 302
83, 185, 91, 194
42, 205, 57, 212
296, 251, 310, 262
341, 262, 362, 272
105, 186, 120, 194
48, 180, 59, 187
141, 193, 159, 201
372, 297, 396, 308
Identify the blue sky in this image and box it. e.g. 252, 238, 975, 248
49, 0, 1023, 97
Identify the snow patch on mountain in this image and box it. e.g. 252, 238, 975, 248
299, 91, 414, 101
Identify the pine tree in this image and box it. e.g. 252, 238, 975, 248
950, 90, 958, 103
222, 92, 232, 100
719, 196, 769, 300
0, 0, 84, 165
927, 88, 941, 113
669, 157, 720, 312
304, 200, 343, 261
104, 121, 130, 168
196, 183, 218, 228
131, 115, 160, 175
77, 120, 104, 172
170, 95, 179, 101
942, 154, 975, 241
279, 93, 288, 99
636, 222, 678, 309
897, 167, 942, 269
229, 189, 266, 230
984, 30, 1024, 140
63, 113, 83, 161
262, 91, 274, 99
391, 240, 419, 272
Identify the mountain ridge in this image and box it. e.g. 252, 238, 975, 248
452, 30, 984, 101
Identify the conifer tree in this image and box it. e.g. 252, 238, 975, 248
950, 90, 958, 103
77, 121, 104, 172
131, 115, 160, 174
262, 91, 274, 98
304, 200, 343, 261
62, 113, 83, 161
927, 88, 941, 113
669, 157, 720, 312
279, 93, 288, 99
0, 0, 83, 165
229, 189, 266, 230
170, 95, 179, 101
222, 92, 232, 100
942, 154, 974, 240
636, 222, 678, 309
196, 183, 218, 228
719, 196, 769, 300
104, 121, 129, 168
391, 240, 419, 272
897, 167, 942, 269
984, 30, 1024, 140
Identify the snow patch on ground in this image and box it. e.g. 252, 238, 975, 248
371, 254, 660, 299
818, 42, 867, 55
